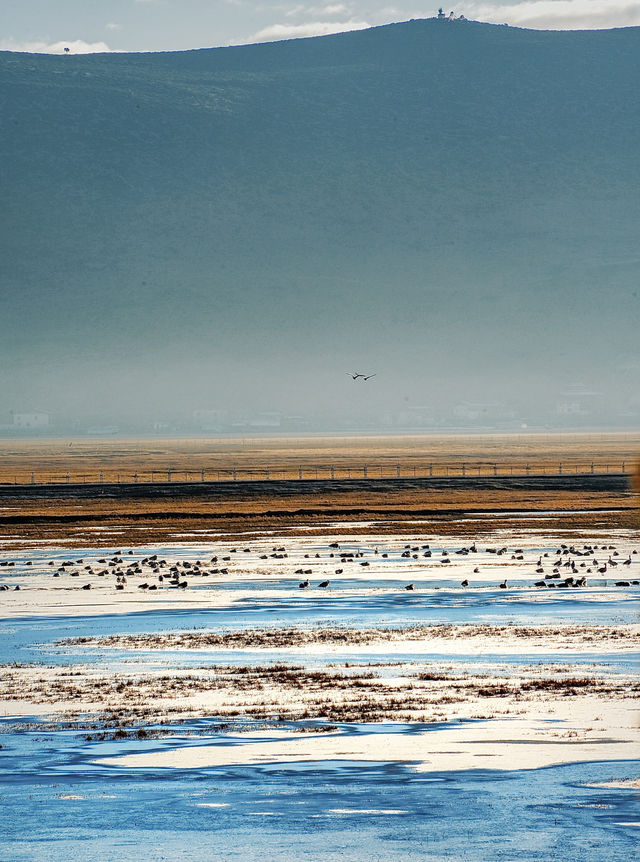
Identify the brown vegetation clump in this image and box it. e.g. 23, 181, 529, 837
62, 624, 640, 652
1, 656, 637, 730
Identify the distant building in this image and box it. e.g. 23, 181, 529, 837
12, 411, 50, 429
86, 425, 120, 435
437, 8, 465, 21
556, 401, 584, 417
282, 415, 310, 431
453, 401, 516, 424
193, 409, 227, 432
248, 412, 282, 429
396, 406, 436, 428
556, 387, 601, 419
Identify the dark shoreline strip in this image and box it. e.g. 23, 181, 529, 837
0, 506, 636, 526
0, 473, 631, 500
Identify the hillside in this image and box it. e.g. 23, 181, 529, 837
1, 19, 639, 426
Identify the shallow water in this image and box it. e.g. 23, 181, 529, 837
1, 530, 638, 860
1, 716, 638, 862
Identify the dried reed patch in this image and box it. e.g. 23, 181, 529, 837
63, 623, 640, 652
1, 656, 636, 729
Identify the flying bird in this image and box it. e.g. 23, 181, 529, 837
346, 372, 366, 379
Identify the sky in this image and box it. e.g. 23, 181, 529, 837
1, 0, 639, 54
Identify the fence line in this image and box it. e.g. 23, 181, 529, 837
1, 461, 631, 486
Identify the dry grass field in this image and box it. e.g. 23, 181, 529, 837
0, 432, 638, 484
0, 433, 637, 548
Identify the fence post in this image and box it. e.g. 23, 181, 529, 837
298, 466, 302, 480
330, 464, 335, 479
622, 461, 625, 473
134, 472, 138, 483
558, 463, 562, 475
590, 463, 594, 474
31, 472, 35, 484
494, 464, 497, 476
66, 472, 70, 484
397, 464, 400, 478
168, 469, 171, 482
363, 464, 367, 478
461, 463, 466, 477
525, 464, 530, 476
233, 469, 237, 481
429, 464, 432, 477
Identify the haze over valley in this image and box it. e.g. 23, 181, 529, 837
2, 18, 639, 431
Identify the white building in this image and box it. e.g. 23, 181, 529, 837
193, 409, 227, 432
248, 412, 282, 429
12, 411, 50, 429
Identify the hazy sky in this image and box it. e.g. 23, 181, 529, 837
1, 0, 639, 53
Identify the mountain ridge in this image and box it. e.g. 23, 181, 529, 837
1, 19, 639, 425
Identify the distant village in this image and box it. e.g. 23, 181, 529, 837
1, 387, 635, 438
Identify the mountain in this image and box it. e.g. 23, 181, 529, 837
1, 19, 639, 427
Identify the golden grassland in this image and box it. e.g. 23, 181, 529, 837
0, 431, 638, 484
0, 433, 637, 547
1, 485, 638, 549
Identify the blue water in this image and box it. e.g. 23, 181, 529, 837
1, 536, 638, 861
0, 716, 637, 862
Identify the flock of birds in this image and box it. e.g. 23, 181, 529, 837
492, 543, 640, 590
294, 541, 639, 591
0, 540, 638, 594
346, 371, 376, 381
